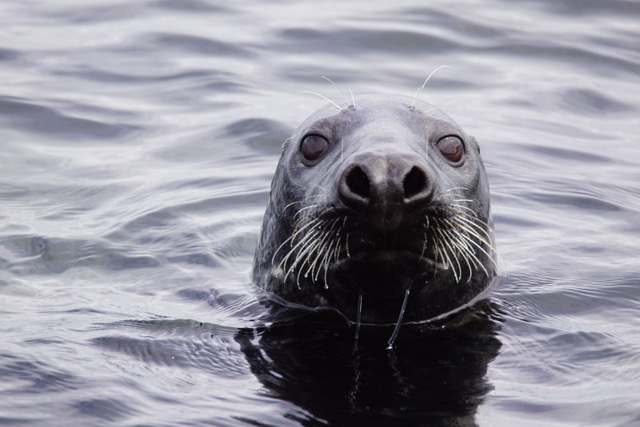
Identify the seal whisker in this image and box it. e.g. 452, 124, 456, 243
447, 213, 504, 272
423, 106, 444, 114
345, 232, 351, 259
317, 242, 338, 288
455, 237, 490, 280
453, 215, 495, 248
284, 194, 329, 214
316, 230, 337, 282
443, 219, 486, 281
279, 220, 327, 273
448, 204, 481, 221
451, 225, 498, 276
448, 236, 471, 283
286, 211, 326, 240
332, 218, 348, 264
295, 232, 325, 285
282, 229, 322, 279
426, 230, 449, 272
293, 204, 321, 220
321, 75, 353, 109
444, 216, 497, 276
420, 230, 428, 261
441, 188, 471, 202
387, 287, 411, 349
355, 293, 363, 342
272, 216, 324, 265
306, 232, 328, 280
293, 204, 332, 226
299, 90, 343, 111
433, 225, 461, 282
432, 234, 441, 275
321, 242, 333, 289
449, 209, 496, 245
333, 238, 342, 264
320, 224, 343, 286
444, 186, 470, 193
431, 218, 453, 266
309, 183, 329, 193
437, 234, 458, 277
297, 224, 334, 280
448, 203, 483, 225
411, 65, 450, 109
321, 224, 343, 289
281, 213, 346, 289
447, 229, 468, 283
307, 219, 340, 281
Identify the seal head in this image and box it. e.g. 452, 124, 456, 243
253, 95, 496, 325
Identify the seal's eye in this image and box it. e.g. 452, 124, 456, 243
301, 134, 329, 162
436, 136, 464, 163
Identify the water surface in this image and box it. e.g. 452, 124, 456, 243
1, 0, 639, 425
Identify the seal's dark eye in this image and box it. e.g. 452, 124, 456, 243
301, 134, 329, 162
436, 136, 464, 163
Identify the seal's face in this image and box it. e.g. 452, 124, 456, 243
254, 95, 496, 325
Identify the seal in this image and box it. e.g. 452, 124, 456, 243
253, 94, 497, 326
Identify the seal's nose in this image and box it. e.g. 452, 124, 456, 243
338, 154, 434, 230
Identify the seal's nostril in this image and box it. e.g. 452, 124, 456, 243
403, 166, 427, 199
345, 166, 370, 199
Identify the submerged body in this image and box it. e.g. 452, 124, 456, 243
253, 95, 497, 325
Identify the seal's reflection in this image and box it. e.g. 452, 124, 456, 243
236, 300, 502, 426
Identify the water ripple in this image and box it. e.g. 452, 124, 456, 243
141, 32, 256, 58
0, 96, 139, 140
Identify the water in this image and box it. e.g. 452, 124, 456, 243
1, 0, 639, 425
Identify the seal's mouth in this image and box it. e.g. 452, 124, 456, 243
306, 209, 447, 276
333, 247, 444, 273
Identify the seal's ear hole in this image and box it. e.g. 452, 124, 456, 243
436, 135, 464, 163
467, 135, 480, 153
301, 134, 329, 163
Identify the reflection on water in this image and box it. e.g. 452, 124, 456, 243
1, 0, 639, 425
238, 302, 501, 426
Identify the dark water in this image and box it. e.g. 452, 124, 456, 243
1, 0, 639, 425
